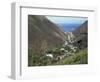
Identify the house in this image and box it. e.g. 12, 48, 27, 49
60, 48, 65, 51
46, 53, 53, 58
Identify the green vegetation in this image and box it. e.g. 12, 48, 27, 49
28, 47, 88, 66
28, 48, 55, 66
28, 49, 41, 66
55, 49, 88, 65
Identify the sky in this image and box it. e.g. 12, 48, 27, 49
46, 16, 88, 32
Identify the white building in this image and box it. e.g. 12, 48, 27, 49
46, 54, 53, 58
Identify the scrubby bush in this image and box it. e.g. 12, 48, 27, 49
54, 49, 88, 65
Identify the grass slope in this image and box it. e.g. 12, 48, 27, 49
55, 49, 88, 65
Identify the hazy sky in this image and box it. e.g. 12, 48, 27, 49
46, 16, 87, 32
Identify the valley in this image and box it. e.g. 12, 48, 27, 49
28, 15, 88, 66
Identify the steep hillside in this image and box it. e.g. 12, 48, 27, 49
73, 21, 88, 36
72, 21, 88, 49
28, 15, 67, 54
